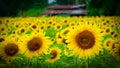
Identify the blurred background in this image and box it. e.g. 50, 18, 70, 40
0, 0, 120, 17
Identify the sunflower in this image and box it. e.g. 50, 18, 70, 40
0, 36, 5, 43
60, 27, 70, 38
46, 24, 52, 29
0, 35, 22, 64
17, 26, 28, 35
0, 31, 8, 37
66, 23, 103, 59
21, 30, 52, 58
0, 24, 6, 32
56, 32, 66, 45
54, 23, 62, 30
103, 38, 114, 51
109, 40, 120, 61
64, 49, 73, 57
40, 23, 47, 30
112, 32, 118, 39
30, 23, 38, 31
47, 47, 61, 63
104, 27, 112, 34
110, 23, 116, 28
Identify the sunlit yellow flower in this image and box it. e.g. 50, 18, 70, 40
104, 27, 112, 34
109, 40, 120, 61
48, 21, 53, 25
30, 23, 38, 31
21, 31, 52, 58
40, 23, 47, 30
0, 31, 8, 37
17, 26, 28, 35
56, 32, 67, 45
0, 36, 5, 44
0, 35, 22, 64
110, 23, 116, 28
0, 24, 6, 32
47, 47, 61, 63
46, 24, 52, 29
64, 49, 72, 57
66, 23, 103, 59
103, 38, 114, 51
112, 32, 118, 39
60, 27, 70, 38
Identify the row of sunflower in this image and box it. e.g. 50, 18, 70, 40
0, 16, 120, 68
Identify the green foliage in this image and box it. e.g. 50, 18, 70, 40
88, 0, 120, 16
55, 0, 86, 5
0, 0, 48, 17
17, 8, 45, 17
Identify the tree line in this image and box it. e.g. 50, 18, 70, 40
0, 0, 48, 17
0, 0, 120, 16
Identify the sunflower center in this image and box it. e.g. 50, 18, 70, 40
4, 43, 18, 56
50, 50, 57, 59
81, 38, 88, 43
76, 30, 95, 49
27, 37, 42, 51
0, 38, 4, 42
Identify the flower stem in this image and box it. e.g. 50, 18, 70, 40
76, 56, 77, 68
86, 58, 89, 68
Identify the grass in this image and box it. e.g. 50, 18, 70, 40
17, 8, 45, 17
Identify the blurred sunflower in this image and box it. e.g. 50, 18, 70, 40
56, 32, 65, 45
104, 27, 112, 34
54, 23, 62, 30
64, 49, 72, 57
21, 31, 52, 58
40, 23, 47, 30
112, 32, 118, 39
0, 35, 22, 64
66, 23, 103, 59
17, 26, 28, 35
47, 47, 61, 63
110, 23, 116, 28
60, 27, 70, 38
103, 38, 114, 51
0, 31, 8, 37
109, 40, 120, 61
30, 23, 38, 31
0, 36, 5, 43
0, 24, 6, 32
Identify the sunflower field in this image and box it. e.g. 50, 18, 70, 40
0, 16, 120, 68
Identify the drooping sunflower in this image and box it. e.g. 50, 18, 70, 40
66, 23, 103, 59
47, 47, 61, 63
0, 35, 22, 64
21, 30, 52, 58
